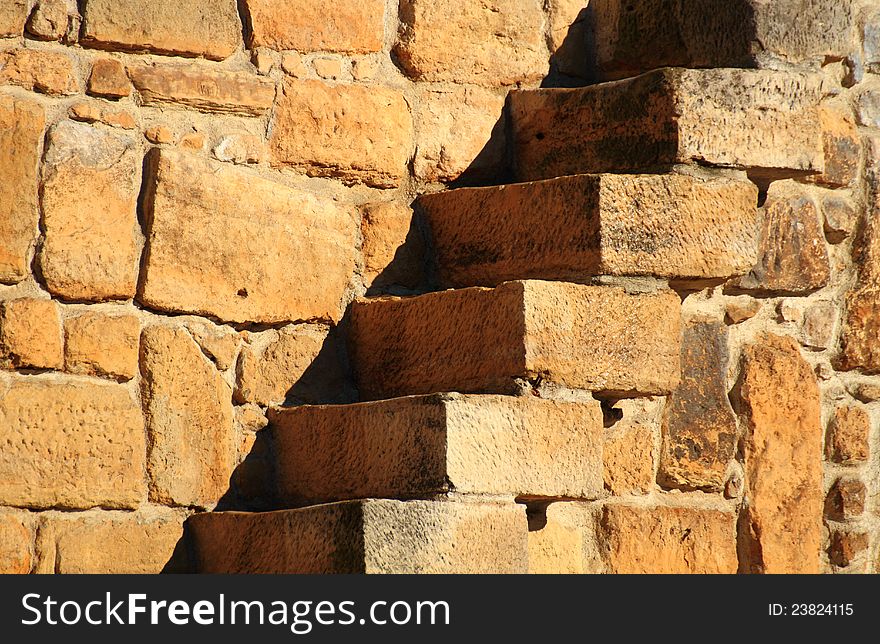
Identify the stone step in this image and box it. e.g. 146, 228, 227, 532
270, 393, 603, 506
349, 280, 681, 400
509, 68, 824, 182
421, 172, 759, 288
189, 499, 527, 573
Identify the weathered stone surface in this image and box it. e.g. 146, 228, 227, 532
244, 0, 384, 53
129, 64, 275, 116
510, 68, 824, 182
528, 503, 603, 574
271, 394, 603, 505
140, 325, 235, 508
140, 150, 358, 325
0, 94, 44, 284
603, 400, 657, 496
0, 511, 32, 574
660, 319, 737, 491
599, 503, 738, 574
350, 281, 681, 400
740, 334, 823, 574
65, 312, 140, 380
858, 90, 880, 129
825, 478, 866, 521
26, 0, 72, 41
725, 297, 760, 324
395, 0, 546, 87
866, 8, 880, 74
829, 530, 869, 568
0, 49, 79, 96
423, 172, 758, 288
81, 0, 241, 60
68, 101, 137, 130
0, 0, 28, 37
39, 511, 185, 574
547, 0, 592, 79
0, 376, 145, 509
185, 321, 240, 372
190, 500, 528, 573
812, 103, 860, 188
212, 134, 266, 165
0, 298, 63, 370
414, 86, 506, 183
802, 301, 836, 349
270, 80, 413, 188
40, 121, 142, 302
587, 0, 855, 80
734, 181, 830, 295
87, 58, 131, 98
362, 201, 425, 290
826, 405, 870, 464
822, 194, 858, 243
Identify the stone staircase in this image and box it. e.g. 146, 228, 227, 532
188, 53, 826, 573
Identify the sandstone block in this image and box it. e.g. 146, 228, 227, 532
825, 478, 866, 521
40, 121, 142, 302
64, 312, 140, 381
185, 321, 240, 372
822, 194, 858, 243
423, 172, 758, 288
547, 0, 592, 79
0, 376, 145, 509
26, 0, 72, 41
0, 1, 28, 37
140, 150, 358, 325
243, 0, 384, 53
129, 64, 275, 116
190, 500, 528, 573
510, 68, 824, 182
394, 0, 546, 87
528, 503, 603, 574
0, 94, 44, 284
0, 298, 63, 370
362, 201, 425, 290
140, 325, 235, 508
603, 399, 658, 496
270, 80, 412, 188
826, 405, 870, 464
0, 49, 78, 96
81, 0, 241, 60
813, 103, 860, 188
0, 511, 33, 574
270, 394, 603, 505
740, 334, 823, 574
87, 58, 131, 98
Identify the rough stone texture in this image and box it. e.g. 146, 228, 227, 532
40, 121, 142, 302
0, 94, 44, 284
87, 58, 131, 98
190, 500, 528, 573
423, 172, 759, 288
740, 334, 823, 574
0, 0, 28, 37
801, 301, 836, 349
547, 0, 592, 79
26, 0, 72, 41
395, 0, 546, 87
81, 0, 241, 60
270, 80, 413, 188
858, 90, 880, 128
813, 103, 861, 188
0, 298, 63, 370
39, 511, 185, 574
362, 201, 425, 291
213, 134, 266, 165
270, 394, 603, 505
734, 181, 830, 295
829, 530, 869, 568
68, 101, 137, 130
659, 319, 737, 491
0, 511, 32, 574
244, 0, 385, 53
0, 376, 145, 509
140, 325, 235, 508
825, 478, 866, 521
414, 86, 506, 183
826, 405, 870, 464
185, 321, 240, 372
350, 281, 681, 400
599, 503, 738, 574
0, 49, 79, 96
510, 68, 824, 182
866, 8, 880, 74
587, 0, 855, 80
528, 503, 603, 574
603, 400, 657, 496
822, 194, 858, 243
64, 313, 140, 381
140, 150, 358, 325
129, 64, 276, 116
725, 297, 761, 324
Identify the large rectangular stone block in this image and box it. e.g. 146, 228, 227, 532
270, 393, 603, 505
510, 68, 824, 182
422, 172, 758, 287
350, 281, 681, 399
190, 500, 528, 573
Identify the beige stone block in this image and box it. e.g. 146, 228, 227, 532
528, 503, 603, 574
87, 58, 131, 98
0, 0, 29, 37
0, 298, 63, 370
0, 49, 79, 96
64, 312, 140, 380
0, 511, 33, 574
361, 201, 425, 290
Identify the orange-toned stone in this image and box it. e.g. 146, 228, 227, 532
603, 399, 659, 496
528, 503, 603, 574
0, 298, 63, 370
0, 511, 32, 574
64, 312, 140, 380
826, 405, 870, 463
361, 201, 425, 290
87, 58, 131, 98
0, 49, 79, 96
0, 1, 28, 37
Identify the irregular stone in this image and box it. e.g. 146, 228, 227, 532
190, 500, 528, 573
0, 376, 145, 509
144, 125, 174, 145
362, 201, 425, 290
739, 334, 823, 574
351, 58, 378, 81
212, 134, 266, 164
857, 91, 880, 128
395, 0, 546, 87
826, 405, 870, 463
243, 0, 384, 53
846, 380, 880, 403
547, 0, 592, 79
270, 80, 412, 188
178, 132, 204, 151
822, 194, 858, 243
312, 57, 343, 80
598, 503, 738, 574
0, 511, 32, 574
0, 298, 63, 370
602, 399, 658, 495
0, 48, 79, 96
802, 301, 837, 349
26, 0, 71, 40
528, 503, 603, 574
825, 478, 866, 521
423, 172, 759, 288
184, 321, 239, 371
140, 325, 235, 508
40, 121, 142, 302
129, 64, 275, 116
236, 404, 268, 433
734, 181, 830, 295
350, 281, 681, 400
69, 101, 137, 130
87, 58, 131, 98
812, 103, 860, 188
0, 0, 28, 37
140, 150, 358, 325
829, 530, 869, 567
863, 8, 880, 74
510, 68, 824, 182
81, 0, 241, 60
281, 52, 307, 77
659, 318, 737, 491
271, 394, 603, 505
64, 312, 140, 380
0, 94, 44, 284
725, 297, 761, 324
